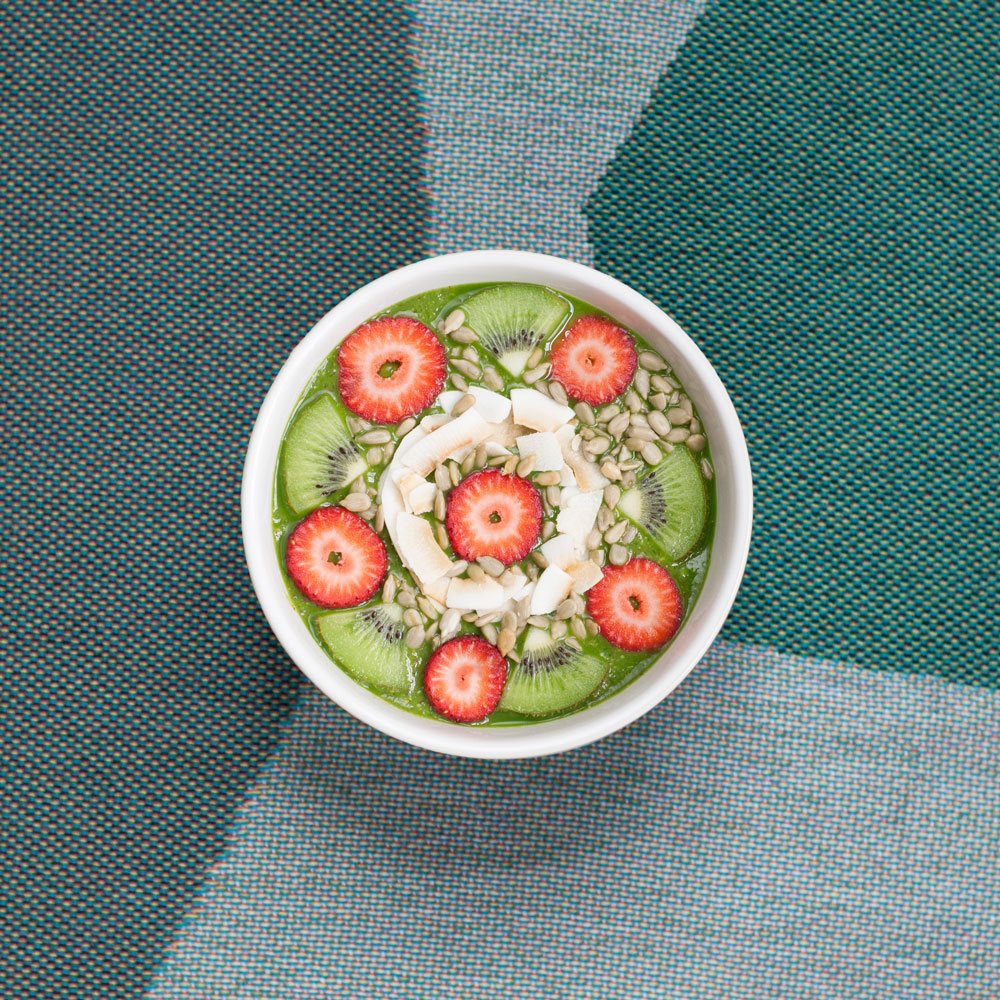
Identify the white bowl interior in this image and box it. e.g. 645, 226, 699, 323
242, 251, 752, 758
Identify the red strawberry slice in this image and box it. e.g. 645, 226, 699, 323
337, 315, 447, 424
586, 557, 682, 652
445, 468, 543, 566
424, 635, 507, 723
549, 315, 637, 405
285, 506, 387, 608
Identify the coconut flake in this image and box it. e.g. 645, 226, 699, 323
515, 431, 563, 472
529, 564, 574, 615
511, 388, 574, 432
395, 512, 453, 585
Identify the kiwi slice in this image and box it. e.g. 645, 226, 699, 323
460, 284, 570, 375
282, 393, 367, 515
618, 445, 708, 561
316, 603, 414, 693
499, 627, 607, 716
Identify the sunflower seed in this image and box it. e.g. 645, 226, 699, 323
623, 460, 643, 472
443, 309, 464, 334
364, 447, 381, 465
549, 380, 568, 405
555, 598, 576, 620
598, 404, 620, 422
625, 436, 645, 452
463, 611, 480, 623
434, 465, 451, 492
635, 368, 650, 398
440, 608, 461, 638
667, 427, 690, 443
452, 325, 478, 343
531, 550, 549, 568
569, 616, 587, 640
449, 461, 461, 486
647, 410, 671, 437
689, 418, 701, 435
374, 505, 385, 532
501, 610, 517, 633
650, 392, 668, 410
532, 471, 559, 487
347, 416, 365, 434
604, 520, 628, 544
584, 437, 611, 455
403, 608, 423, 628
687, 434, 706, 452
590, 547, 606, 566
424, 622, 439, 641
434, 489, 446, 521
650, 374, 672, 393
460, 450, 476, 475
565, 636, 583, 651
526, 346, 544, 370
503, 455, 518, 476
452, 358, 482, 379
681, 397, 694, 417
382, 441, 396, 462
541, 520, 556, 539
585, 528, 602, 550
488, 454, 508, 467
446, 560, 468, 578
533, 380, 550, 396
641, 442, 662, 465
670, 390, 680, 405
546, 485, 561, 507
467, 562, 487, 582
483, 366, 504, 391
625, 390, 642, 412
481, 623, 499, 645
340, 492, 371, 513
452, 392, 477, 416
516, 454, 537, 477
551, 619, 568, 640
350, 477, 367, 494
621, 470, 637, 488
474, 443, 487, 468
630, 425, 658, 442
417, 596, 440, 620
638, 350, 666, 371
607, 412, 631, 438
359, 428, 392, 445
477, 555, 505, 577
667, 407, 691, 425
580, 425, 597, 441
622, 525, 637, 544
599, 460, 622, 481
522, 363, 549, 384
608, 544, 628, 566
574, 401, 596, 425
526, 563, 538, 581
492, 627, 515, 656
597, 506, 615, 531
397, 588, 416, 608
603, 483, 621, 508
457, 346, 477, 364
450, 373, 468, 392
435, 521, 450, 550
405, 626, 425, 648
527, 615, 549, 628
629, 411, 650, 427
381, 576, 397, 602
701, 459, 714, 480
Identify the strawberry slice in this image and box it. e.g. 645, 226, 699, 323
445, 468, 543, 566
586, 557, 682, 651
285, 506, 387, 608
424, 635, 507, 723
549, 315, 637, 405
337, 315, 447, 424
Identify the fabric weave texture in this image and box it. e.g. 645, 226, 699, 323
2, 0, 998, 997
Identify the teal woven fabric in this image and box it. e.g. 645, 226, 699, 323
3, 0, 999, 998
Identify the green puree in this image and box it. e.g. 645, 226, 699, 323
272, 283, 716, 726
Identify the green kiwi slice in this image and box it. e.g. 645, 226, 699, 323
459, 283, 570, 375
282, 393, 367, 514
316, 603, 414, 693
618, 445, 708, 561
499, 627, 607, 716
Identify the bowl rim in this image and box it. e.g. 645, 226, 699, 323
242, 250, 752, 758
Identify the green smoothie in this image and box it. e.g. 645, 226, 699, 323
273, 282, 715, 726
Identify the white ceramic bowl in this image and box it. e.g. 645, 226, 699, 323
243, 251, 752, 758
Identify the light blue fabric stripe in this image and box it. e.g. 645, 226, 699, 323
147, 643, 1000, 999
410, 0, 704, 261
